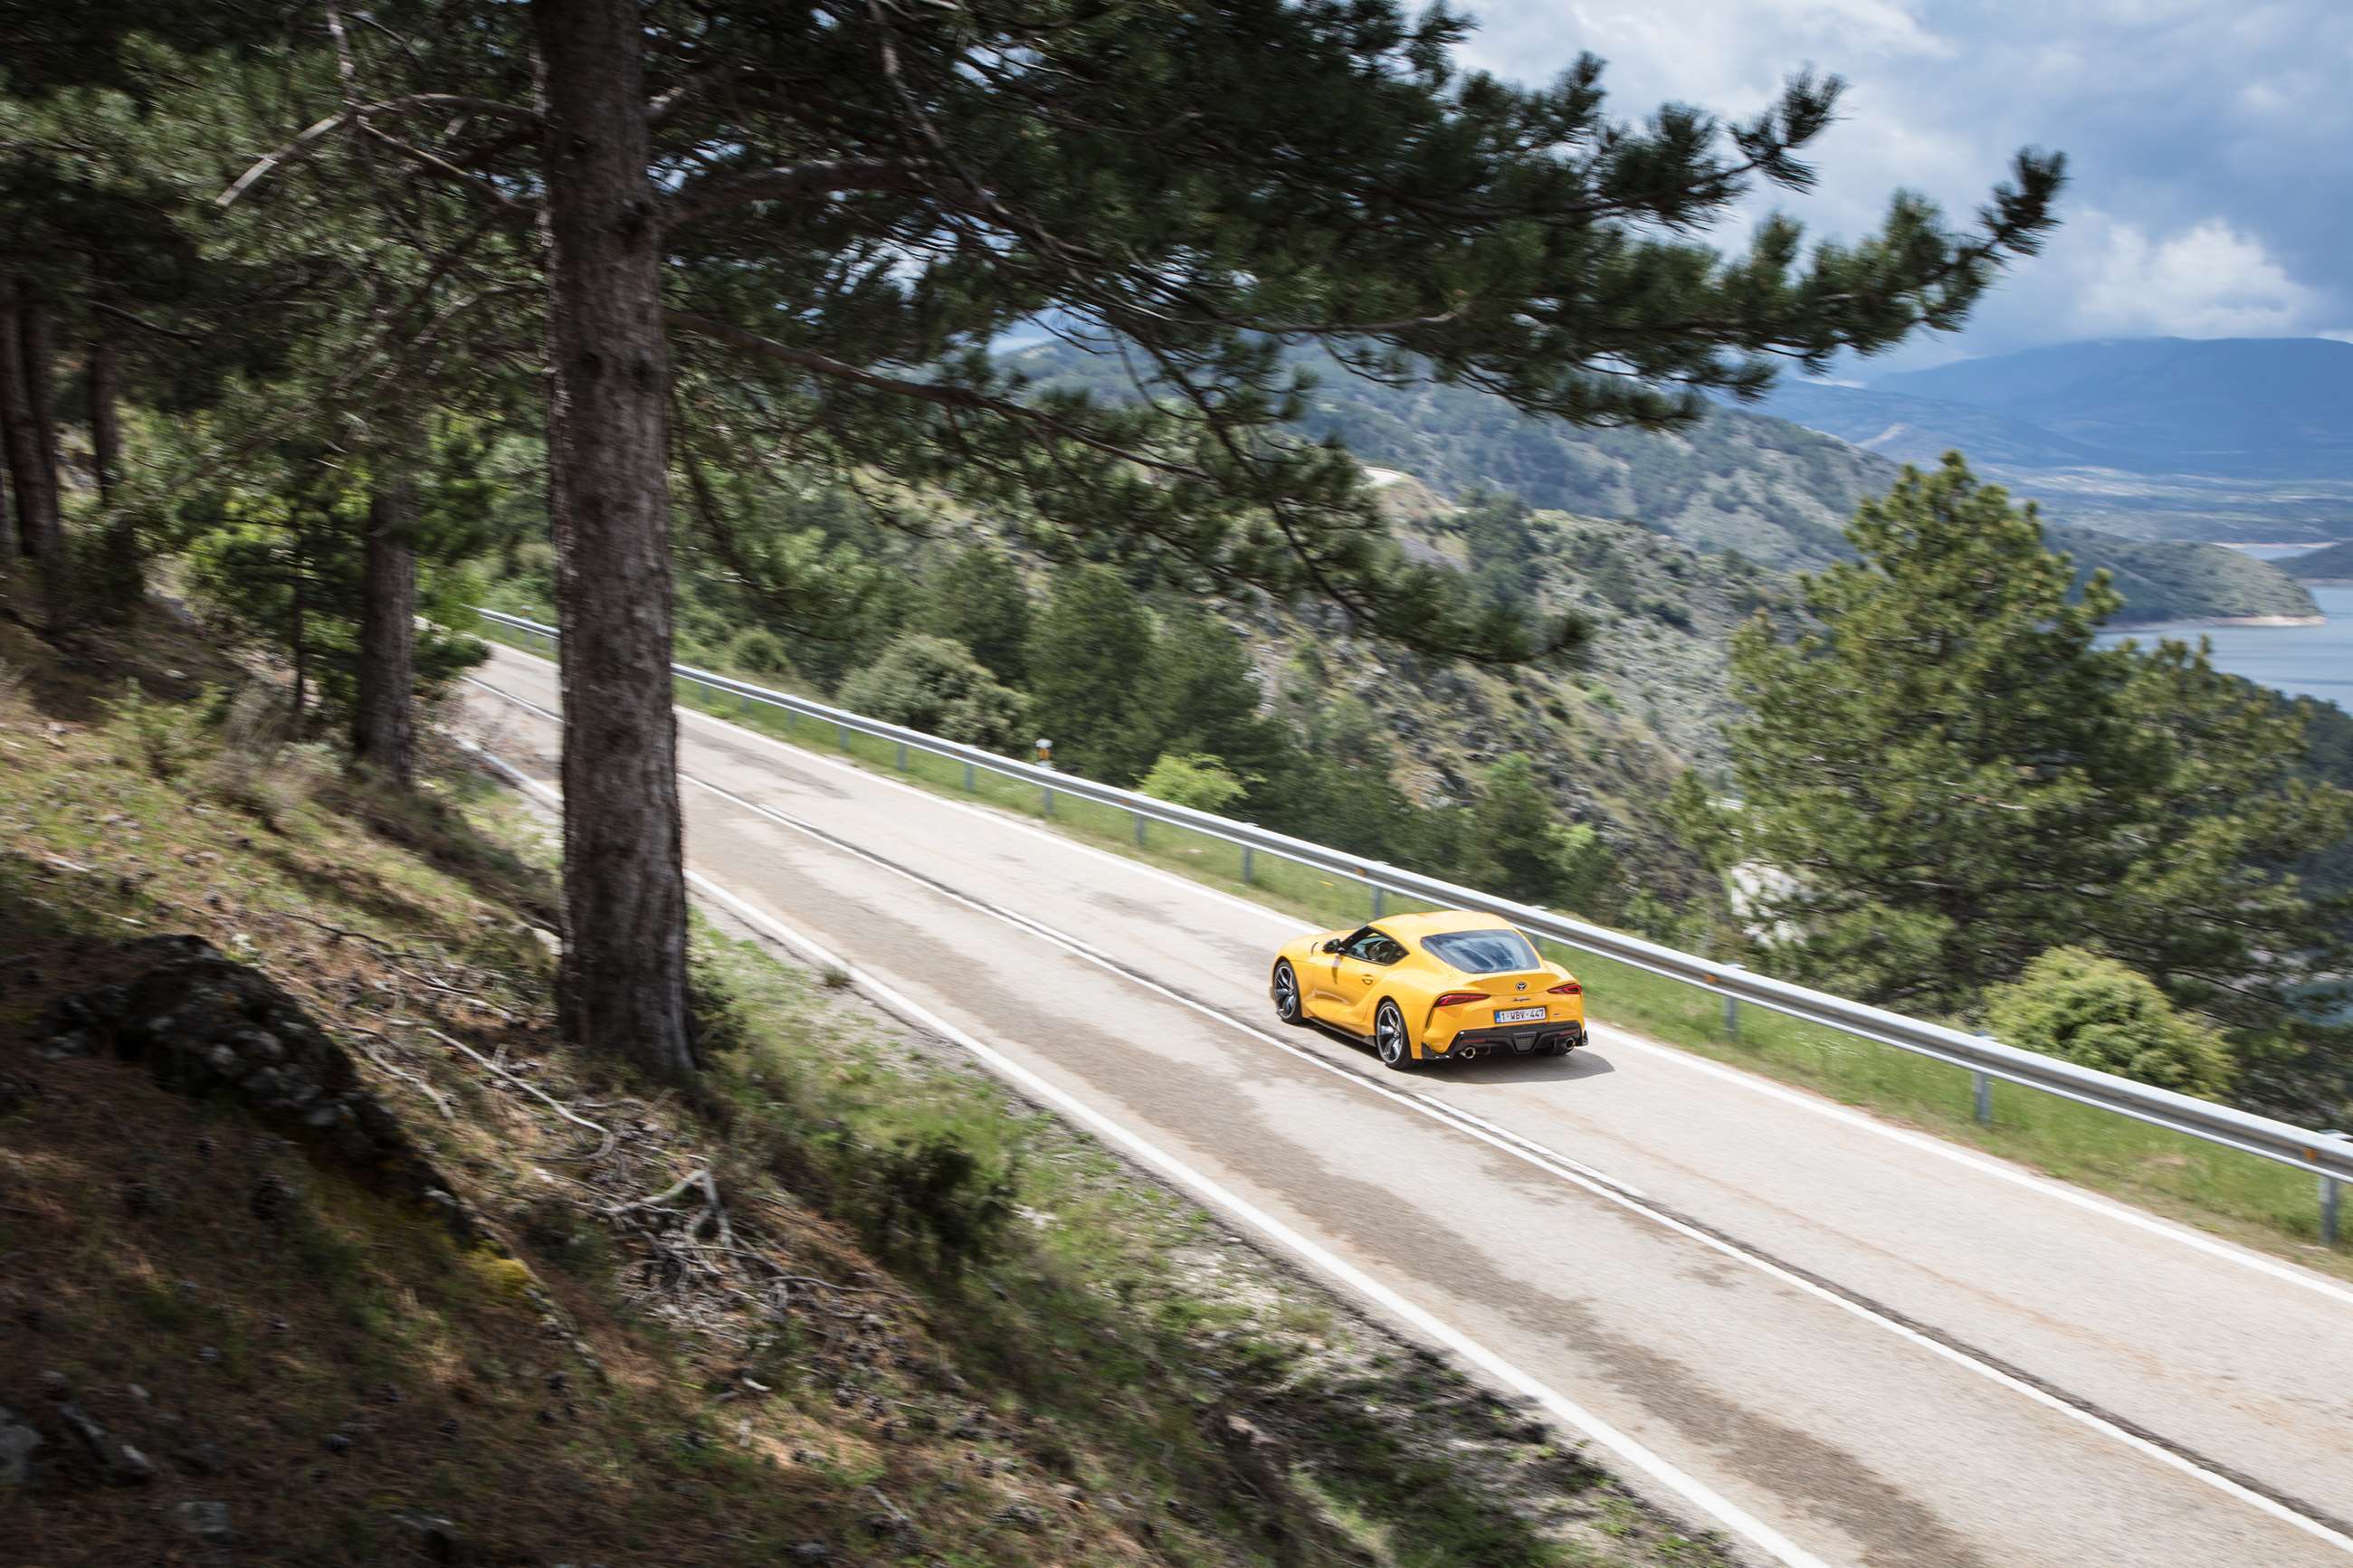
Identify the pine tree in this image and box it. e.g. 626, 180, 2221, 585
530, 0, 695, 1078
838, 634, 1027, 752
1720, 456, 2350, 1029
1024, 565, 1164, 784
1148, 612, 1293, 794
1463, 755, 1568, 906
930, 543, 1032, 684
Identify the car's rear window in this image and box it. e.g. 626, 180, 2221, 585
1423, 929, 1540, 974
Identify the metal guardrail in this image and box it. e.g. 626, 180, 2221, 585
472, 606, 2353, 1234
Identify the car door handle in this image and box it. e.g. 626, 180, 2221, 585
1358, 975, 1374, 984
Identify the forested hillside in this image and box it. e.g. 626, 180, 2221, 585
2285, 540, 2353, 582
1014, 342, 2320, 625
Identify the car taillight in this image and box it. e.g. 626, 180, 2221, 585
1548, 982, 1582, 995
1434, 992, 1487, 1008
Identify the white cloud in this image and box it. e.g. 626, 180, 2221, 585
2069, 214, 2320, 337
1448, 0, 2353, 367
1463, 0, 1949, 110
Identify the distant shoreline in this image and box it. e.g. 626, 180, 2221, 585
2106, 613, 2328, 632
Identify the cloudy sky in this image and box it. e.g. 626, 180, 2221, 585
1452, 0, 2353, 375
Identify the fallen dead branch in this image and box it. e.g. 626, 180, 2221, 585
420, 1022, 615, 1159
348, 1029, 459, 1120
607, 1166, 738, 1252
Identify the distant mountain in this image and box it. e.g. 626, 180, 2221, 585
1751, 338, 2353, 544
1877, 337, 2353, 480
2283, 540, 2353, 583
1762, 337, 2353, 483
1011, 339, 2320, 626
1751, 379, 2131, 470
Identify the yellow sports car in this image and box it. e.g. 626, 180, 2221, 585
1270, 909, 1586, 1069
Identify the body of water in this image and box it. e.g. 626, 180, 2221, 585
2096, 583, 2351, 710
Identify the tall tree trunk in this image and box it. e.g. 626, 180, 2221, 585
290, 538, 309, 720
532, 0, 695, 1079
89, 328, 140, 611
88, 332, 120, 503
0, 278, 63, 623
353, 406, 421, 788
0, 366, 14, 564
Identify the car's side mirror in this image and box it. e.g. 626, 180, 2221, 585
1320, 938, 1346, 955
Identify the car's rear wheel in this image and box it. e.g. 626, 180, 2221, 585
1272, 961, 1308, 1027
1374, 1001, 1416, 1071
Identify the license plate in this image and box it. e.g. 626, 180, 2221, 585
1495, 1005, 1546, 1023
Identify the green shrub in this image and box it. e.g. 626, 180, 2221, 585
1138, 751, 1248, 814
1543, 822, 1620, 917
837, 633, 1027, 750
1641, 595, 1693, 630
114, 680, 205, 779
1985, 947, 2233, 1097
205, 684, 324, 826
866, 1135, 1017, 1276
724, 626, 795, 679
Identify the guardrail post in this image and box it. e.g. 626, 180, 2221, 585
1722, 993, 1740, 1042
1133, 812, 1147, 848
2323, 1133, 2348, 1246
738, 689, 749, 715
962, 760, 975, 793
894, 741, 908, 772
1043, 785, 1055, 818
1371, 884, 1385, 918
1241, 846, 1254, 885
835, 723, 849, 752
1974, 1070, 1994, 1127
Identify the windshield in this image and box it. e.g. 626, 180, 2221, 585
1423, 928, 1541, 974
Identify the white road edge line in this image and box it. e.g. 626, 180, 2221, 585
487, 647, 2353, 1314
1588, 1025, 2353, 1313
463, 701, 2353, 1558
460, 736, 1832, 1568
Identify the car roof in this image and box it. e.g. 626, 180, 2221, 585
1376, 909, 1526, 939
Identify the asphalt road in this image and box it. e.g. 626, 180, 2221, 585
461, 641, 2353, 1568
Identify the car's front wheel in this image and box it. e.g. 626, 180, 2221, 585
1374, 1001, 1416, 1071
1272, 961, 1308, 1027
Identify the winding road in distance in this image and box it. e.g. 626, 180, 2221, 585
461, 640, 2353, 1568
